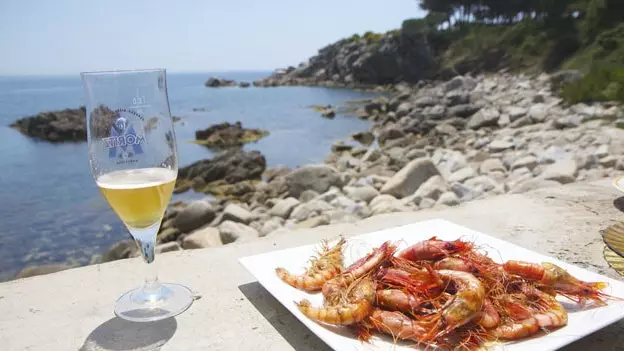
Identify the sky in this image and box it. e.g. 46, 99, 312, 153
0, 0, 425, 76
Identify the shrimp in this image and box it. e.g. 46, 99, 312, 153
434, 257, 477, 273
376, 266, 443, 296
491, 286, 568, 340
376, 289, 427, 315
366, 309, 428, 343
275, 237, 345, 291
398, 237, 473, 261
323, 241, 396, 305
297, 276, 376, 326
434, 270, 486, 338
503, 261, 610, 305
477, 298, 500, 329
297, 299, 372, 326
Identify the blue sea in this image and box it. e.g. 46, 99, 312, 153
0, 72, 377, 281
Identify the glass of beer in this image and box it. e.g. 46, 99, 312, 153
81, 69, 193, 322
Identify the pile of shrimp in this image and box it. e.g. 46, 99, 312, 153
275, 236, 618, 350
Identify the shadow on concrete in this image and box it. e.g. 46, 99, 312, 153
613, 197, 624, 213
239, 282, 330, 351
79, 316, 177, 351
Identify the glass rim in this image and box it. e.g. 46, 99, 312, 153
80, 68, 166, 76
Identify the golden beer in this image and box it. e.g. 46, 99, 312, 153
96, 168, 176, 229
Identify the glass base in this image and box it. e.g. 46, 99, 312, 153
114, 283, 193, 322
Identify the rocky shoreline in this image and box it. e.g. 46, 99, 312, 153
89, 71, 624, 265
10, 107, 87, 142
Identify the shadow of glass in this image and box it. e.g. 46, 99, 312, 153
239, 282, 331, 351
79, 316, 177, 351
613, 197, 624, 213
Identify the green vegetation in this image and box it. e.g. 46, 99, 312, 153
561, 66, 624, 103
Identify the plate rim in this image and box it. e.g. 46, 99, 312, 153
239, 218, 624, 351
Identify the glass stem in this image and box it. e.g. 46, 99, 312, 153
129, 222, 162, 294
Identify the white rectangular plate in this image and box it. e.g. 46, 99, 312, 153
239, 219, 624, 350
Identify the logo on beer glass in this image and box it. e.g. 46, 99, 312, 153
103, 110, 146, 160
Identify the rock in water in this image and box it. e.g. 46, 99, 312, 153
15, 263, 74, 279
284, 165, 342, 198
173, 200, 216, 233
194, 121, 269, 149
218, 221, 259, 244
351, 131, 375, 146
205, 76, 236, 87
10, 107, 87, 142
176, 149, 266, 191
380, 157, 440, 198
182, 227, 223, 249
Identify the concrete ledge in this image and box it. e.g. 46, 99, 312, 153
2, 179, 624, 350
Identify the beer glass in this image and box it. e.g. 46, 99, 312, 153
81, 69, 193, 322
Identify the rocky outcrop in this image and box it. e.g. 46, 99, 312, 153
254, 24, 437, 87
205, 77, 236, 87
10, 107, 87, 142
194, 121, 269, 149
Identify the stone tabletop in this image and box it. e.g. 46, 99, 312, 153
2, 179, 624, 351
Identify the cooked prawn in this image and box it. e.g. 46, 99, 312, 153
398, 236, 473, 261
275, 237, 344, 291
366, 308, 428, 344
297, 299, 372, 326
434, 257, 477, 273
478, 298, 500, 329
434, 270, 486, 338
376, 289, 427, 315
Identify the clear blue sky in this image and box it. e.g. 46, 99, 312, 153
0, 0, 424, 76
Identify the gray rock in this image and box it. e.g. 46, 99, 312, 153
464, 175, 499, 192
330, 195, 358, 210
260, 217, 284, 237
405, 148, 428, 160
413, 96, 438, 108
445, 91, 470, 106
498, 114, 510, 127
435, 123, 457, 136
370, 194, 398, 208
467, 108, 500, 129
396, 102, 413, 118
506, 106, 527, 122
510, 179, 561, 194
554, 115, 583, 129
285, 165, 342, 198
371, 200, 405, 216
15, 263, 73, 279
444, 76, 477, 92
218, 220, 260, 244
616, 158, 624, 170
510, 116, 533, 128
380, 157, 440, 198
449, 104, 481, 118
173, 201, 216, 233
155, 242, 182, 254
314, 188, 342, 203
550, 70, 583, 88
447, 167, 477, 183
352, 131, 375, 146
378, 127, 405, 146
419, 198, 436, 209
294, 215, 330, 229
436, 192, 460, 206
361, 148, 382, 163
425, 105, 446, 119
480, 158, 506, 174
594, 144, 609, 158
269, 197, 300, 218
488, 140, 514, 153
600, 155, 617, 168
574, 154, 599, 170
290, 200, 333, 221
182, 227, 222, 249
528, 104, 548, 123
344, 185, 379, 203
413, 175, 448, 201
540, 159, 578, 184
511, 156, 538, 171
450, 182, 482, 202
221, 203, 253, 224
299, 189, 320, 203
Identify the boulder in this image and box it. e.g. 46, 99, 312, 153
176, 149, 266, 191
413, 175, 448, 201
480, 158, 506, 174
294, 215, 330, 229
510, 179, 561, 194
182, 227, 223, 249
378, 127, 405, 146
450, 182, 482, 202
269, 197, 300, 219
299, 190, 320, 203
445, 91, 470, 106
285, 165, 342, 198
511, 156, 538, 171
205, 76, 236, 87
351, 131, 375, 146
539, 159, 578, 184
444, 76, 477, 92
449, 104, 481, 118
99, 240, 138, 263
436, 192, 460, 207
218, 221, 260, 244
194, 121, 269, 149
173, 200, 216, 233
331, 141, 353, 153
344, 185, 379, 203
380, 158, 441, 198
464, 176, 499, 192
15, 263, 74, 279
528, 104, 549, 123
221, 203, 253, 224
488, 140, 514, 153
413, 96, 438, 108
155, 242, 182, 253
447, 167, 477, 183
467, 108, 500, 129
370, 194, 399, 208
290, 200, 333, 221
